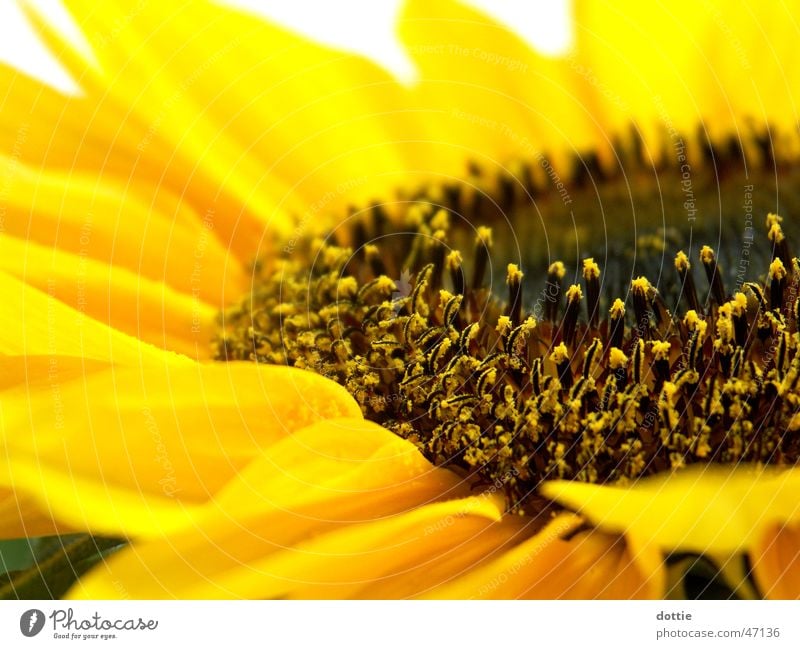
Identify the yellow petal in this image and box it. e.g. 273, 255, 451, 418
0, 67, 285, 265
399, 0, 600, 172
427, 513, 662, 598
0, 234, 218, 357
0, 156, 247, 314
21, 1, 425, 247
0, 270, 188, 365
69, 418, 529, 598
0, 354, 108, 390
210, 418, 465, 520
573, 0, 800, 163
0, 489, 70, 538
0, 363, 360, 537
71, 496, 517, 599
752, 522, 800, 599
542, 465, 800, 555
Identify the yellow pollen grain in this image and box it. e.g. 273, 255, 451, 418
770, 258, 787, 281
631, 276, 650, 294
582, 258, 600, 280
550, 342, 569, 365
731, 292, 748, 316
700, 245, 716, 264
566, 284, 582, 302
609, 298, 625, 319
337, 276, 358, 299
768, 223, 785, 243
446, 250, 463, 271
439, 289, 454, 305
310, 237, 325, 254
609, 347, 629, 370
674, 250, 690, 272
683, 309, 706, 334
660, 381, 678, 403
496, 315, 512, 336
476, 226, 493, 247
430, 208, 450, 231
322, 244, 349, 268
766, 212, 784, 228
375, 275, 397, 293
716, 308, 734, 343
548, 261, 566, 279
684, 309, 699, 328
651, 340, 672, 360
506, 263, 523, 284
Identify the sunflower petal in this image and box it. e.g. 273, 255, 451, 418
0, 489, 70, 539
399, 0, 600, 173
0, 354, 108, 390
70, 496, 519, 599
542, 466, 800, 555
0, 234, 218, 357
0, 363, 360, 538
210, 418, 466, 520
0, 269, 189, 365
753, 522, 800, 599
573, 0, 800, 162
0, 156, 247, 314
426, 513, 662, 598
68, 418, 531, 598
20, 1, 428, 249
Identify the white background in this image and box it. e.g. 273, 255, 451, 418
0, 0, 572, 91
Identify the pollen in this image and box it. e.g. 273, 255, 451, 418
582, 258, 600, 280
608, 347, 629, 369
216, 199, 800, 514
609, 298, 625, 319
548, 261, 566, 279
770, 258, 786, 281
674, 250, 690, 272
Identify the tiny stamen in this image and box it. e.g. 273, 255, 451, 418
769, 258, 786, 312
675, 250, 702, 314
471, 226, 493, 290
506, 263, 524, 328
559, 284, 583, 348
545, 261, 565, 323
700, 245, 726, 307
582, 258, 601, 329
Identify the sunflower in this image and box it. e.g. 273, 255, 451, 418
2, 0, 800, 599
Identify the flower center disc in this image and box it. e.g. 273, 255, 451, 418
216, 158, 800, 515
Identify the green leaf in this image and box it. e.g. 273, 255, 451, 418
0, 535, 125, 599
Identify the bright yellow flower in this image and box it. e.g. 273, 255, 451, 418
1, 0, 800, 599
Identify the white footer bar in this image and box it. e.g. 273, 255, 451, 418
1, 600, 797, 648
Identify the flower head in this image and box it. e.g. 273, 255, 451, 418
1, 0, 800, 599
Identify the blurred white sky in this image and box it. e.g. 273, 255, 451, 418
0, 0, 572, 93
